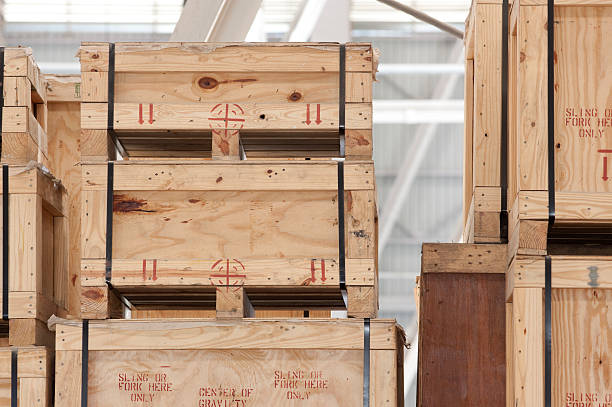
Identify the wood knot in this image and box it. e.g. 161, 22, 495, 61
198, 77, 219, 89
288, 91, 302, 102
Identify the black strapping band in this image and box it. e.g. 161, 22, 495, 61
105, 162, 114, 284
547, 0, 556, 235
337, 161, 347, 307
544, 256, 552, 407
1, 47, 5, 133
363, 318, 371, 407
2, 165, 9, 321
81, 320, 89, 407
339, 44, 346, 157
107, 43, 127, 158
500, 0, 509, 242
10, 348, 17, 407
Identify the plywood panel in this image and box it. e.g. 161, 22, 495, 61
552, 288, 611, 406
555, 7, 612, 193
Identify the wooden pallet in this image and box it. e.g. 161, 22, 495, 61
417, 243, 507, 406
0, 346, 52, 406
78, 42, 375, 160
507, 255, 612, 407
0, 166, 68, 346
462, 0, 504, 243
53, 317, 404, 406
80, 160, 378, 319
1, 47, 49, 167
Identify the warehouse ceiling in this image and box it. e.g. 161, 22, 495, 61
2, 0, 470, 404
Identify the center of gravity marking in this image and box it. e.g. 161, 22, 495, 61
210, 259, 246, 292
209, 104, 245, 137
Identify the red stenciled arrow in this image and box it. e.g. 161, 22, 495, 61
138, 104, 144, 124
152, 259, 158, 281
306, 104, 312, 125
315, 104, 322, 124
148, 104, 154, 124
320, 259, 326, 281
311, 259, 316, 282
603, 156, 609, 181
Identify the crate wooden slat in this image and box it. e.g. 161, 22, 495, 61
506, 255, 612, 407
0, 346, 52, 406
462, 0, 504, 244
78, 42, 375, 160
80, 160, 378, 319
1, 48, 50, 168
417, 243, 507, 406
53, 318, 404, 406
0, 166, 68, 346
44, 73, 83, 319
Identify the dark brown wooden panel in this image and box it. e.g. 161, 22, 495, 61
417, 272, 505, 406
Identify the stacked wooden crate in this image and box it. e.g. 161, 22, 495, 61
44, 41, 406, 406
1, 48, 49, 167
417, 244, 507, 406
77, 42, 378, 319
0, 51, 75, 348
0, 346, 52, 406
0, 55, 77, 407
506, 2, 612, 404
429, 1, 612, 406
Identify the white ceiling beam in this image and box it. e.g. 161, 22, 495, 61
378, 41, 464, 254
378, 63, 464, 75
377, 0, 464, 39
374, 99, 463, 124
170, 0, 262, 42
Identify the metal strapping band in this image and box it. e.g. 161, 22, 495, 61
339, 44, 346, 157
11, 349, 17, 407
105, 162, 114, 283
363, 318, 371, 407
545, 256, 552, 407
547, 0, 556, 234
500, 0, 509, 242
107, 43, 127, 158
337, 161, 347, 306
81, 320, 89, 407
2, 165, 9, 320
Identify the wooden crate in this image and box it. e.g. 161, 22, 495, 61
462, 0, 505, 244
507, 255, 612, 407
53, 318, 404, 406
0, 166, 68, 346
1, 47, 49, 167
506, 1, 612, 258
417, 243, 507, 406
80, 160, 378, 319
0, 346, 52, 406
44, 74, 83, 319
78, 42, 374, 160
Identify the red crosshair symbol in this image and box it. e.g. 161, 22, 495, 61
210, 258, 246, 292
208, 103, 245, 138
